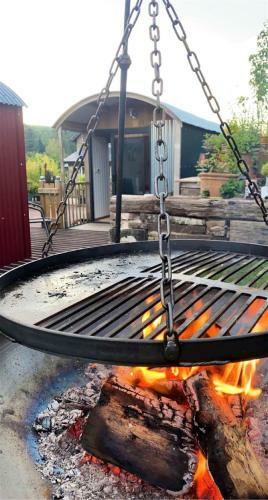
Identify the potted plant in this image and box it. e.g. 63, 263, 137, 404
197, 117, 261, 197
196, 133, 238, 197
219, 179, 245, 199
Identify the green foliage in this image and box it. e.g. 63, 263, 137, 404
198, 115, 261, 174
201, 189, 210, 198
24, 125, 76, 158
219, 179, 245, 199
261, 162, 268, 177
197, 133, 230, 173
26, 153, 60, 194
249, 21, 268, 122
45, 138, 60, 163
77, 174, 86, 183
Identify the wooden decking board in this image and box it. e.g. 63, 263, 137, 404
0, 225, 110, 275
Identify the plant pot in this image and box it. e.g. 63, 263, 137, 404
199, 172, 238, 198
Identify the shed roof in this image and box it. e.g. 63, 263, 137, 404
54, 91, 219, 133
0, 81, 25, 107
164, 103, 220, 133
64, 151, 79, 163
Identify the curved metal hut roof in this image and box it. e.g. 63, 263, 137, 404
0, 81, 25, 107
53, 91, 220, 133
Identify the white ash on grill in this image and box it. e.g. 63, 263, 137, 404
33, 364, 171, 500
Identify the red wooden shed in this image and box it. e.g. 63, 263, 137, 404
0, 82, 31, 266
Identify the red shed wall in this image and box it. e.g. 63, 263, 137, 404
0, 104, 31, 266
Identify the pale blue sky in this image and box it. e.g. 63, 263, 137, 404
1, 0, 267, 125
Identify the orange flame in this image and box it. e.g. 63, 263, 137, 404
116, 297, 263, 500
133, 298, 262, 399
194, 451, 222, 500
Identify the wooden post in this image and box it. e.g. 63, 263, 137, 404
58, 126, 65, 182
57, 126, 66, 227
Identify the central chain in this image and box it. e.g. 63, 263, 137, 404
149, 0, 179, 361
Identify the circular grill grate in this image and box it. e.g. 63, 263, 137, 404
1, 240, 268, 366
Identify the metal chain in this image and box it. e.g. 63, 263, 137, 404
42, 0, 144, 258
162, 0, 268, 226
149, 0, 179, 361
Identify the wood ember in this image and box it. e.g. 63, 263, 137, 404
33, 365, 182, 499
32, 363, 268, 500
80, 376, 197, 493
245, 365, 268, 472
184, 371, 268, 499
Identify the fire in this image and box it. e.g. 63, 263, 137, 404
135, 298, 262, 399
142, 302, 162, 338
194, 451, 222, 500
212, 360, 261, 398
117, 297, 263, 500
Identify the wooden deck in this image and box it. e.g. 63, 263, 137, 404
0, 225, 110, 275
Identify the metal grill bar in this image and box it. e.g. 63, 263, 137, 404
233, 259, 267, 285
237, 300, 268, 336
199, 255, 250, 280
121, 284, 207, 340
197, 255, 250, 281
217, 295, 260, 337
172, 252, 227, 274
145, 250, 268, 290
144, 250, 203, 272
49, 278, 159, 334
248, 265, 268, 288
174, 288, 227, 338
194, 253, 242, 277
190, 292, 242, 339
37, 274, 268, 344
115, 281, 194, 339
38, 277, 141, 329
132, 285, 221, 341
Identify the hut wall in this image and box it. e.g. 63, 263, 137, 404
180, 124, 208, 178
0, 105, 31, 266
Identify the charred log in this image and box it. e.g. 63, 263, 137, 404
184, 372, 268, 499
80, 376, 197, 493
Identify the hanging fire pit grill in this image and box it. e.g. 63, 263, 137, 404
1, 239, 268, 366
1, 0, 268, 367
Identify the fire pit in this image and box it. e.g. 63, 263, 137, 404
1, 242, 268, 499
1, 239, 268, 365
29, 361, 268, 499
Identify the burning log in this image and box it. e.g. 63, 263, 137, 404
80, 376, 197, 493
184, 372, 268, 499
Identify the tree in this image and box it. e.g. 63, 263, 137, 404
45, 138, 60, 164
26, 153, 60, 195
249, 21, 268, 123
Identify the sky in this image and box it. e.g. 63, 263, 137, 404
1, 0, 267, 127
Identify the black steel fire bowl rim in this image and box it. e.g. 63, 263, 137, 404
1, 239, 268, 367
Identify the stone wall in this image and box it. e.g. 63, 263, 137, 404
110, 195, 268, 245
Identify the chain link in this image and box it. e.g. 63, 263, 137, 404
42, 0, 144, 258
162, 0, 268, 226
149, 0, 179, 361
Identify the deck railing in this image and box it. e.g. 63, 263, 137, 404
38, 181, 90, 228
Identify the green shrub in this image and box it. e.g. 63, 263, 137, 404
202, 189, 210, 198
261, 162, 268, 177
77, 174, 86, 183
26, 153, 60, 195
219, 179, 245, 199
